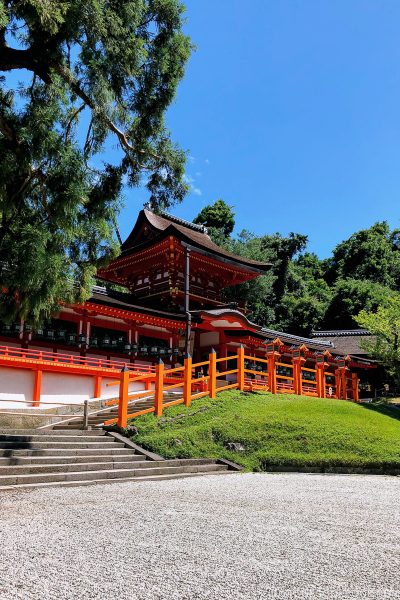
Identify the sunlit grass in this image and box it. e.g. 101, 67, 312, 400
128, 391, 400, 472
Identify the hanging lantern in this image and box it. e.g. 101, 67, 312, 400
173, 347, 180, 356
1, 323, 12, 335
159, 347, 166, 356
66, 332, 75, 345
150, 346, 158, 356
102, 335, 111, 347
131, 343, 138, 354
139, 345, 148, 355
90, 337, 98, 348
78, 333, 87, 346
46, 329, 55, 340
124, 342, 131, 354
57, 330, 66, 341
24, 324, 33, 334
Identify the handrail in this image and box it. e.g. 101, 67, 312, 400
244, 355, 269, 364
215, 355, 237, 364
0, 344, 157, 373
98, 345, 361, 427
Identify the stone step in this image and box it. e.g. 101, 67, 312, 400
0, 470, 231, 491
0, 463, 228, 486
0, 447, 135, 457
0, 453, 144, 465
0, 429, 107, 436
0, 434, 116, 443
0, 440, 125, 450
0, 458, 214, 475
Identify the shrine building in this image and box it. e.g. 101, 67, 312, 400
0, 207, 376, 410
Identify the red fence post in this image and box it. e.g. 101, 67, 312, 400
117, 367, 130, 429
351, 373, 359, 402
154, 359, 164, 417
32, 369, 42, 407
316, 362, 326, 398
93, 375, 102, 399
208, 349, 217, 399
183, 354, 192, 407
237, 345, 245, 391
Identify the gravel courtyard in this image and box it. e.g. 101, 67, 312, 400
0, 473, 399, 600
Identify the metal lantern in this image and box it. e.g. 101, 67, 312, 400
103, 335, 111, 347
139, 345, 148, 355
131, 343, 138, 354
173, 347, 180, 356
24, 324, 33, 334
46, 329, 55, 340
124, 343, 131, 354
35, 328, 44, 338
67, 333, 76, 345
159, 347, 166, 356
1, 323, 11, 335
78, 333, 87, 345
57, 330, 66, 341
110, 338, 117, 347
90, 337, 98, 348
150, 346, 158, 356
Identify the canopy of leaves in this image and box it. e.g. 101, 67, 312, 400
194, 201, 400, 338
193, 199, 235, 238
0, 0, 191, 323
355, 294, 400, 386
325, 222, 400, 288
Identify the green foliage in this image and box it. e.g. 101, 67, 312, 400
131, 391, 400, 472
323, 279, 392, 330
325, 221, 400, 287
0, 0, 191, 322
193, 199, 235, 237
356, 294, 400, 386
195, 207, 400, 337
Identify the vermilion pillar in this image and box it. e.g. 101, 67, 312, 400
32, 369, 42, 407
266, 343, 280, 394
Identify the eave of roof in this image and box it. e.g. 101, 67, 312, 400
120, 209, 271, 273
311, 329, 371, 337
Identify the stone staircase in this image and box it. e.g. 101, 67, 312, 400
0, 429, 234, 490
52, 392, 178, 429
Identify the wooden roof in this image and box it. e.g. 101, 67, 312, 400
120, 208, 271, 273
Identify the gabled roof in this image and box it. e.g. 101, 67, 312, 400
120, 208, 271, 273
311, 329, 374, 356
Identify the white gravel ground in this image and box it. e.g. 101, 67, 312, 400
0, 473, 399, 600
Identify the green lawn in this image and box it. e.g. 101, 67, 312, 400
128, 391, 400, 472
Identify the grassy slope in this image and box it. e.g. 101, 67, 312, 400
129, 391, 400, 471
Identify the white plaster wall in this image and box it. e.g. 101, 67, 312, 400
0, 367, 33, 406
0, 366, 149, 409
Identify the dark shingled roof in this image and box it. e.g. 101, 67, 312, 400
311, 329, 374, 356
121, 208, 272, 273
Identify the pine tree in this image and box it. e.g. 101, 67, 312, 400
0, 0, 191, 323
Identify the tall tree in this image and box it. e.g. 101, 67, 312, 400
193, 199, 235, 239
355, 294, 400, 387
325, 222, 400, 289
0, 0, 191, 323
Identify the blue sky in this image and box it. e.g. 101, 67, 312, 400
120, 0, 400, 257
